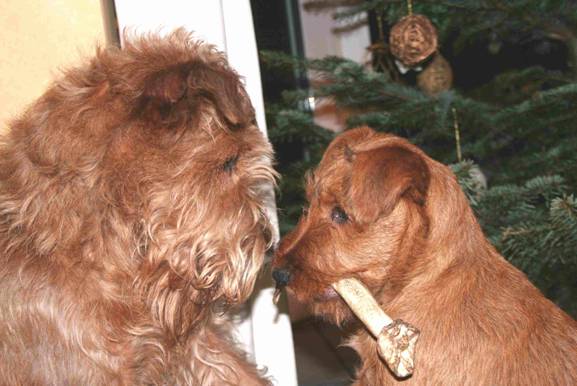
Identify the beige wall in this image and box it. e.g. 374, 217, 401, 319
0, 0, 106, 132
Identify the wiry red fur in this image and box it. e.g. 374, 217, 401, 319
0, 30, 275, 385
273, 126, 577, 385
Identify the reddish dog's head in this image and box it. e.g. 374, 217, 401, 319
0, 30, 276, 332
272, 127, 433, 324
272, 128, 577, 386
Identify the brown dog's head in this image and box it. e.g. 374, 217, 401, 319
1, 30, 275, 332
272, 127, 430, 325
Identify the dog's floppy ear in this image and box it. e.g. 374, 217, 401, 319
142, 61, 253, 128
143, 65, 189, 104
140, 63, 193, 125
349, 145, 429, 223
186, 62, 254, 128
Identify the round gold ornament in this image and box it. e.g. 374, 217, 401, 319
417, 52, 453, 96
389, 14, 438, 68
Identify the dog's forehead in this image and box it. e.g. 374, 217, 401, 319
306, 157, 351, 203
320, 127, 396, 162
323, 128, 371, 159
306, 128, 402, 202
305, 131, 368, 202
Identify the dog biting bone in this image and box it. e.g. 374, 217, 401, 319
274, 277, 419, 378
332, 278, 420, 378
272, 127, 577, 384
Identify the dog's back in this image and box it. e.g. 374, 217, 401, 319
382, 250, 577, 385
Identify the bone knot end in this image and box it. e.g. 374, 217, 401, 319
377, 319, 420, 378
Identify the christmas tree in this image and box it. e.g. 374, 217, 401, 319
259, 0, 577, 316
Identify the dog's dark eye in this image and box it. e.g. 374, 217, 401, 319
222, 155, 239, 172
331, 206, 348, 224
302, 206, 309, 216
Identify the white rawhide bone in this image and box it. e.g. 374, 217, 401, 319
332, 278, 420, 378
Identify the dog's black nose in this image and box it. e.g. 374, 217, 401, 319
272, 268, 291, 287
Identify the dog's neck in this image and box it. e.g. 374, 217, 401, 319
348, 162, 506, 383
415, 161, 496, 281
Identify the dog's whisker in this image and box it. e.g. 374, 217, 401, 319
273, 286, 283, 305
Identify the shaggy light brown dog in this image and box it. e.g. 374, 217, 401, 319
273, 127, 577, 385
0, 31, 275, 385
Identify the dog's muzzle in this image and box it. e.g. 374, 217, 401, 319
272, 267, 291, 287
272, 267, 291, 305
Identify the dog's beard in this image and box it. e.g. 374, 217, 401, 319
220, 162, 277, 304
285, 277, 357, 327
155, 193, 271, 300
135, 157, 276, 332
218, 209, 272, 304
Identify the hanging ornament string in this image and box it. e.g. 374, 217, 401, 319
366, 11, 388, 73
407, 0, 413, 15
452, 108, 462, 162
377, 12, 385, 41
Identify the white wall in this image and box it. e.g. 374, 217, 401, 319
297, 2, 371, 133
298, 1, 371, 63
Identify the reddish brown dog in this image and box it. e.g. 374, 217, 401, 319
273, 127, 577, 385
0, 31, 275, 385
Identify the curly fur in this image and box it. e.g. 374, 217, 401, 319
0, 30, 275, 385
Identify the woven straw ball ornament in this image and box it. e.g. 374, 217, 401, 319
417, 52, 453, 95
389, 14, 438, 68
